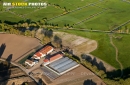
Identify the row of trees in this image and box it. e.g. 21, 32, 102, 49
80, 54, 130, 85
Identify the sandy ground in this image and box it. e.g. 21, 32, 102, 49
53, 32, 97, 56
0, 34, 42, 62
38, 65, 106, 85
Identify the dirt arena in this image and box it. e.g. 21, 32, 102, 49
0, 34, 42, 61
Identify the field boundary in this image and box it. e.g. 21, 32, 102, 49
47, 0, 104, 21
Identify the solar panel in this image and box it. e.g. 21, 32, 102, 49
49, 57, 69, 68
53, 59, 73, 70
57, 62, 78, 73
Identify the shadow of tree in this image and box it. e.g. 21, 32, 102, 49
0, 54, 13, 85
81, 54, 106, 72
106, 67, 130, 80
81, 54, 92, 63
0, 43, 6, 58
83, 79, 97, 85
22, 81, 38, 85
6, 54, 12, 63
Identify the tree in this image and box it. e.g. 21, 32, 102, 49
39, 20, 45, 25
24, 30, 31, 36
26, 19, 31, 24
42, 28, 53, 42
31, 30, 36, 37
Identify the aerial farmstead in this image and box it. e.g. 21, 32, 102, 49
25, 45, 54, 67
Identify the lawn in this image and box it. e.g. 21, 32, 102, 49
59, 29, 120, 69
47, 0, 130, 31
10, 8, 35, 15
0, 12, 23, 22
80, 0, 130, 31
46, 0, 98, 10
24, 6, 64, 21
0, 0, 101, 22
48, 5, 103, 27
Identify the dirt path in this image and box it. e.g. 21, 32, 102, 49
109, 34, 123, 77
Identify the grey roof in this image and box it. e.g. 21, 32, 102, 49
49, 57, 78, 73
53, 59, 73, 70
57, 61, 78, 73
49, 57, 69, 68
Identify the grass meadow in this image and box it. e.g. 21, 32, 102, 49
113, 34, 130, 69
60, 29, 120, 69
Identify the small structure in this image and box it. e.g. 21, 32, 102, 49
33, 45, 54, 60
43, 54, 63, 65
33, 52, 42, 60
25, 59, 36, 67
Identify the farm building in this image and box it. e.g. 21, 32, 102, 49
42, 53, 79, 79
25, 59, 39, 67
25, 59, 36, 67
43, 53, 63, 65
32, 45, 54, 59
33, 52, 42, 60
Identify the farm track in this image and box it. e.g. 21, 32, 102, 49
8, 10, 26, 19
109, 34, 123, 77
23, 7, 47, 16
111, 20, 130, 32
122, 0, 130, 4
73, 10, 106, 26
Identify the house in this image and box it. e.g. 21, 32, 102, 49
25, 59, 36, 67
33, 45, 54, 60
43, 54, 63, 65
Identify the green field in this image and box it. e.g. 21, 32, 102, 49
0, 12, 23, 22
113, 34, 130, 68
60, 29, 120, 68
60, 29, 130, 69
24, 6, 64, 21
48, 5, 103, 27
1, 0, 130, 30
